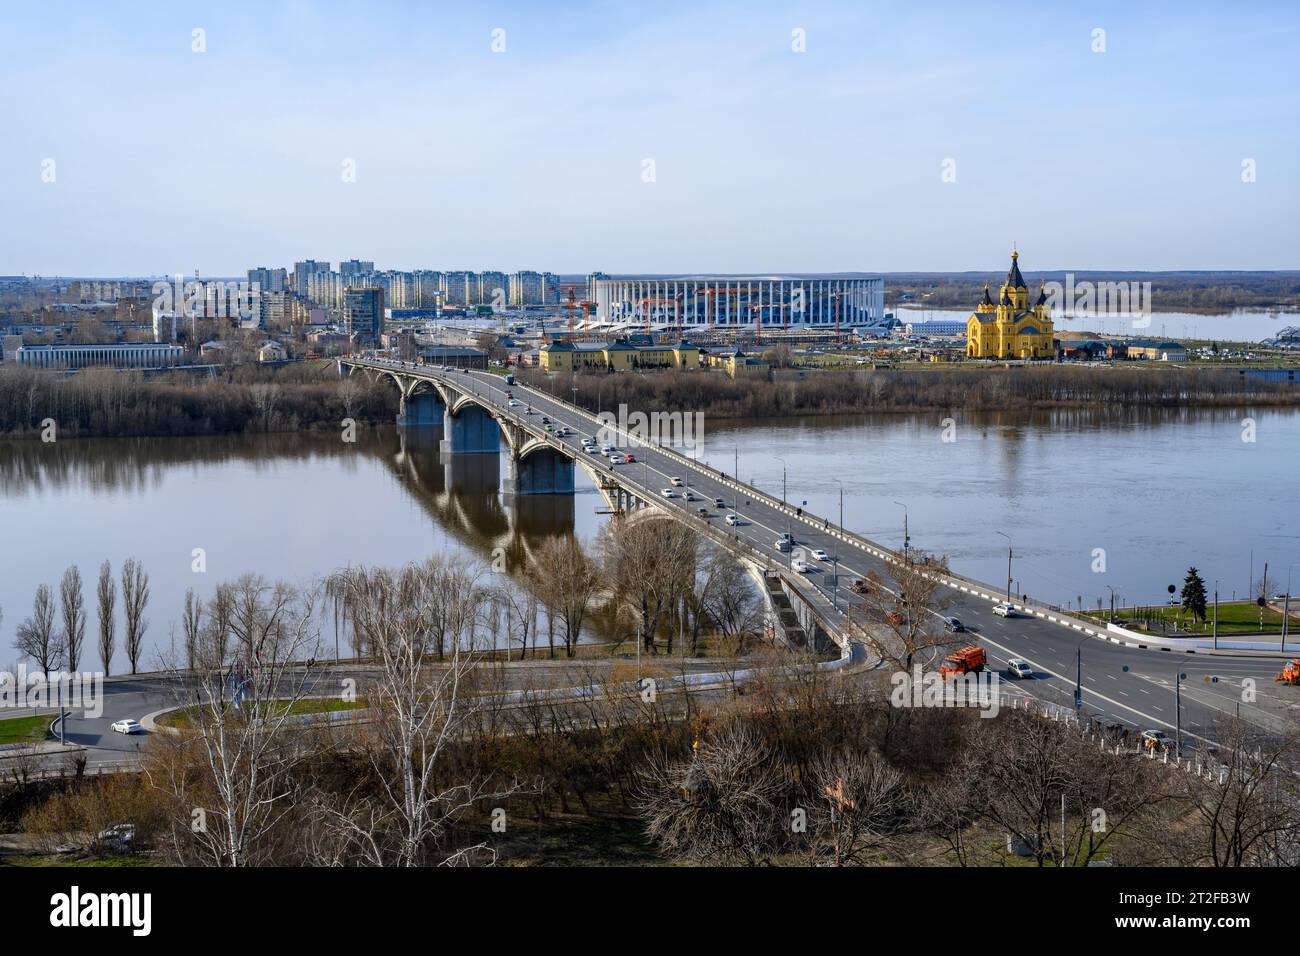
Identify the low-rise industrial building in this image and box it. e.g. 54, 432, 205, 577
538, 339, 700, 372
13, 342, 185, 369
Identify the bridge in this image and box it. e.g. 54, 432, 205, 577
340, 357, 1298, 746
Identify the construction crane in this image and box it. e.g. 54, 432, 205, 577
637, 297, 681, 337
558, 283, 594, 339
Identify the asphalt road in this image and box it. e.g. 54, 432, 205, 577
27, 362, 1296, 765
401, 361, 1299, 745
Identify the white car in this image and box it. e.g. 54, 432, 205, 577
660, 488, 678, 498
600, 444, 616, 454
110, 718, 142, 735
993, 602, 1015, 618
1007, 659, 1033, 679
508, 399, 521, 407
810, 548, 830, 561
608, 455, 621, 465
791, 558, 815, 574
670, 477, 684, 487
725, 513, 740, 526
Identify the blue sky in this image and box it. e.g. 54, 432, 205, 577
2, 1, 1297, 275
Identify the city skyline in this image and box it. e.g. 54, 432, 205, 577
3, 2, 1297, 275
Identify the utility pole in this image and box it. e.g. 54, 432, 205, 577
893, 501, 909, 563
1213, 585, 1218, 650
997, 531, 1012, 604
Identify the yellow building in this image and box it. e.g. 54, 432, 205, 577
966, 251, 1055, 359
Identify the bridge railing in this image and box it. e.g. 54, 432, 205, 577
362, 363, 1276, 658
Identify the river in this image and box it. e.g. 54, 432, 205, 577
2, 405, 1297, 669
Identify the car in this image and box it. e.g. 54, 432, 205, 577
661, 488, 678, 498
850, 578, 869, 595
810, 548, 829, 561
684, 492, 698, 501
540, 416, 550, 425
992, 602, 1015, 618
1140, 729, 1171, 753
944, 616, 966, 633
111, 718, 142, 735
670, 477, 684, 487
775, 538, 793, 552
544, 424, 553, 432
725, 513, 740, 526
508, 399, 521, 407
1006, 658, 1033, 679
600, 444, 615, 454
713, 497, 726, 508
608, 455, 621, 465
96, 824, 136, 854
623, 453, 636, 463
696, 507, 710, 517
791, 558, 814, 574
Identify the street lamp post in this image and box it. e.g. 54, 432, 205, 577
834, 478, 844, 532
1213, 582, 1219, 650
775, 456, 790, 543
1106, 585, 1117, 622
996, 531, 1013, 605
892, 501, 909, 563
831, 556, 840, 611
1282, 565, 1298, 650
572, 385, 580, 443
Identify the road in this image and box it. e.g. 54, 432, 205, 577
18, 361, 1295, 768
364, 360, 1299, 746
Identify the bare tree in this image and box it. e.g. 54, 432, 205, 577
319, 562, 526, 866
144, 578, 322, 867
604, 517, 698, 655
811, 747, 906, 866
96, 560, 116, 675
182, 588, 203, 671
59, 565, 86, 671
121, 557, 150, 674
528, 536, 599, 657
637, 724, 783, 865
1184, 717, 1300, 867
14, 583, 62, 674
696, 546, 764, 656
855, 554, 955, 672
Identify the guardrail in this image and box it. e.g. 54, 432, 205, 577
357, 363, 1281, 661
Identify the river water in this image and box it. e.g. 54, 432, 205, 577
2, 406, 1297, 668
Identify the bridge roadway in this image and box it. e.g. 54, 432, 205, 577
351, 359, 1300, 746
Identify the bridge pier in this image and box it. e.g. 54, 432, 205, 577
440, 404, 501, 454
397, 390, 446, 428
503, 447, 575, 496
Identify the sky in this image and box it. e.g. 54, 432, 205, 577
1, 1, 1297, 276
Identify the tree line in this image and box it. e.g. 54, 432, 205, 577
0, 364, 397, 438
522, 364, 1300, 418
8, 558, 151, 676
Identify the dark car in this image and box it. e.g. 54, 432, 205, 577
944, 617, 966, 633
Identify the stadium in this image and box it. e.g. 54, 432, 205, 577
584, 274, 887, 335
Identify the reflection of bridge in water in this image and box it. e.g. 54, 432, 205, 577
384, 428, 580, 571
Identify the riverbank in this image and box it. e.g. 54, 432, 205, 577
522, 364, 1300, 419
0, 363, 398, 438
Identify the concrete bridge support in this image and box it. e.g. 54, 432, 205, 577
441, 404, 502, 454
397, 390, 446, 427
503, 447, 575, 496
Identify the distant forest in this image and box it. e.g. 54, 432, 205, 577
885, 271, 1300, 314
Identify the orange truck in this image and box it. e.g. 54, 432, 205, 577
1276, 660, 1300, 685
940, 646, 987, 678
